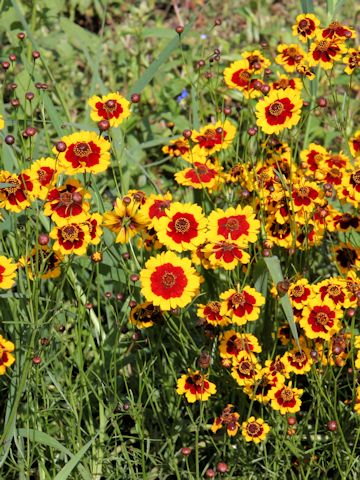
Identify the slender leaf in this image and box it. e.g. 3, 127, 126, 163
54, 437, 97, 480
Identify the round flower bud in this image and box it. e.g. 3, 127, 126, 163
263, 248, 271, 257
130, 273, 139, 282
130, 93, 141, 103
40, 338, 50, 346
198, 351, 211, 369
205, 469, 216, 478
17, 32, 26, 40
32, 355, 42, 365
91, 251, 103, 263
214, 17, 222, 26
181, 447, 192, 456
85, 303, 93, 309
9, 54, 17, 62
287, 416, 297, 426
129, 300, 137, 308
116, 293, 125, 302
72, 191, 83, 203
216, 463, 228, 473
38, 233, 49, 245
223, 106, 232, 115
5, 135, 15, 145
98, 119, 110, 131
25, 91, 35, 101
55, 141, 67, 152
2, 61, 10, 70
197, 59, 205, 68
32, 50, 41, 59
122, 252, 131, 260
183, 129, 192, 139
11, 98, 20, 108
261, 84, 270, 94
327, 420, 337, 432
317, 97, 327, 108
247, 127, 257, 136
175, 25, 184, 34
25, 126, 37, 137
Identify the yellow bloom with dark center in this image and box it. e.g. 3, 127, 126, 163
292, 13, 320, 42
255, 88, 303, 135
103, 196, 149, 244
155, 202, 207, 252
142, 192, 172, 229
291, 178, 323, 213
19, 246, 63, 280
53, 131, 111, 175
220, 286, 265, 326
0, 169, 39, 213
176, 370, 216, 403
341, 163, 360, 206
202, 240, 250, 270
349, 130, 360, 157
344, 47, 360, 75
162, 136, 192, 161
29, 157, 62, 200
0, 335, 15, 375
192, 120, 236, 156
50, 223, 91, 256
129, 301, 163, 329
197, 301, 230, 327
241, 49, 271, 73
175, 159, 223, 192
44, 179, 91, 227
270, 383, 303, 414
314, 277, 353, 308
300, 298, 342, 341
207, 205, 260, 247
231, 352, 262, 386
140, 251, 200, 311
211, 404, 240, 437
307, 33, 347, 70
223, 60, 263, 99
354, 386, 360, 414
283, 347, 313, 375
219, 330, 262, 361
333, 243, 360, 273
0, 256, 17, 289
244, 368, 285, 404
271, 74, 303, 93
288, 278, 314, 308
275, 44, 306, 72
88, 92, 131, 127
241, 417, 270, 443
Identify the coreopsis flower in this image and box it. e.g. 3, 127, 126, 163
220, 286, 265, 326
314, 278, 353, 308
291, 178, 323, 213
271, 75, 303, 93
333, 244, 360, 272
0, 335, 15, 375
84, 213, 103, 245
44, 179, 91, 226
50, 223, 91, 256
103, 196, 149, 244
264, 356, 290, 379
155, 202, 207, 252
296, 62, 315, 80
292, 13, 320, 42
140, 251, 200, 311
270, 383, 303, 414
211, 404, 240, 436
329, 210, 360, 233
0, 114, 4, 130
19, 246, 63, 280
192, 120, 236, 156
265, 216, 293, 249
321, 21, 356, 40
231, 353, 262, 386
219, 331, 262, 362
176, 370, 216, 403
129, 301, 163, 328
328, 333, 352, 367
283, 347, 313, 375
288, 279, 314, 308
224, 163, 251, 186
162, 136, 192, 160
202, 240, 250, 270
275, 44, 306, 72
54, 131, 111, 174
241, 417, 270, 444
277, 325, 291, 345
341, 165, 360, 205
344, 48, 360, 75
308, 34, 347, 70
207, 205, 260, 247
354, 387, 360, 414
349, 130, 360, 157
345, 270, 360, 303
29, 157, 61, 200
300, 144, 328, 174
141, 193, 172, 229
88, 92, 130, 127
197, 301, 230, 327
223, 60, 263, 99
174, 159, 223, 191
244, 369, 285, 404
0, 256, 17, 289
255, 88, 303, 135
300, 299, 342, 341
0, 170, 38, 212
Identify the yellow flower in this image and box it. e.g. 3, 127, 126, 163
155, 202, 207, 252
270, 383, 303, 414
88, 92, 131, 127
192, 120, 236, 156
211, 404, 240, 436
176, 370, 216, 403
0, 170, 39, 213
343, 48, 360, 75
255, 88, 303, 135
0, 256, 17, 289
53, 131, 111, 175
103, 196, 149, 244
50, 223, 91, 256
129, 301, 163, 329
241, 417, 270, 443
140, 251, 200, 311
275, 44, 306, 72
349, 130, 360, 157
220, 286, 265, 326
19, 246, 63, 280
307, 33, 347, 70
300, 298, 343, 341
223, 60, 263, 99
0, 335, 15, 375
292, 13, 320, 42
29, 157, 62, 200
0, 114, 5, 130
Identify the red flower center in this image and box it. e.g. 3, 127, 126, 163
73, 142, 92, 157
150, 263, 188, 300
352, 171, 360, 185
238, 361, 253, 375
247, 422, 261, 436
316, 311, 329, 325
281, 388, 294, 402
61, 225, 79, 242
231, 292, 246, 306
317, 40, 330, 52
161, 271, 176, 288
269, 101, 285, 117
174, 217, 191, 233
292, 285, 305, 297
299, 19, 309, 30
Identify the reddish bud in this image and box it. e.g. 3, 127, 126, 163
25, 126, 37, 137
263, 248, 271, 257
261, 84, 270, 94
40, 338, 50, 346
25, 91, 35, 101
317, 97, 327, 108
32, 50, 41, 59
98, 119, 110, 131
247, 127, 257, 136
11, 98, 20, 108
17, 32, 26, 40
216, 127, 223, 134
204, 71, 213, 79
197, 59, 205, 68
32, 355, 42, 365
116, 293, 125, 302
264, 68, 272, 75
175, 25, 184, 34
129, 300, 137, 308
287, 416, 297, 426
205, 469, 216, 478
132, 331, 141, 341
5, 135, 15, 145
181, 447, 192, 456
130, 273, 139, 282
130, 93, 141, 103
2, 61, 10, 70
223, 106, 232, 115
72, 192, 82, 203
85, 303, 93, 309
260, 41, 268, 48
183, 129, 192, 139
122, 252, 131, 260
55, 141, 67, 152
214, 17, 222, 26
216, 463, 228, 473
327, 420, 337, 432
105, 291, 112, 299
303, 101, 310, 107
347, 308, 356, 317
9, 54, 17, 62
38, 233, 49, 245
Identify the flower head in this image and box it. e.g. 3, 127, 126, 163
0, 256, 17, 289
50, 223, 91, 256
88, 92, 131, 127
0, 335, 15, 375
292, 13, 320, 42
192, 120, 236, 156
241, 417, 270, 443
140, 251, 200, 311
211, 404, 240, 436
129, 301, 163, 329
176, 370, 216, 403
220, 286, 265, 326
270, 383, 303, 414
